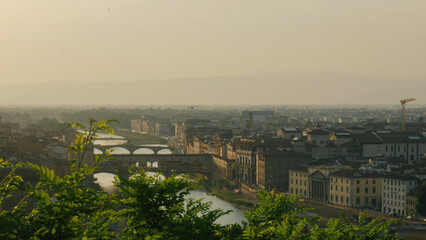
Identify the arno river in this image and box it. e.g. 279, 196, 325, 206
93, 133, 245, 225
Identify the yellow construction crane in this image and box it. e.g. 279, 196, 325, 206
400, 97, 416, 132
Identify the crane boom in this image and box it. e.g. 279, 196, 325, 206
400, 98, 416, 105
400, 97, 416, 132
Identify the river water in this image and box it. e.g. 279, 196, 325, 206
94, 172, 245, 225
93, 135, 245, 225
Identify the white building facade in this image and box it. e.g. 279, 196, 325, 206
382, 174, 418, 217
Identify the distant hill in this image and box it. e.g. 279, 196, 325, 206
1, 73, 424, 106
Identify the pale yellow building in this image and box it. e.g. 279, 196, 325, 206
289, 165, 351, 201
329, 170, 382, 209
289, 166, 309, 198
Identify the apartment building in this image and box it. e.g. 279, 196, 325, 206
329, 170, 382, 209
257, 150, 310, 192
382, 173, 418, 217
289, 165, 351, 202
289, 166, 309, 198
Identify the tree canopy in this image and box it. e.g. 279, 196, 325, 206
416, 181, 426, 216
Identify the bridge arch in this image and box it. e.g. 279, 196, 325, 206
134, 148, 155, 155
157, 149, 173, 155
109, 147, 131, 154
94, 148, 103, 155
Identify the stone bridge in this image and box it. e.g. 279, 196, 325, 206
93, 143, 175, 155
94, 154, 212, 179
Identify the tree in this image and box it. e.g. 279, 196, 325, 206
241, 191, 399, 240
0, 118, 120, 239
416, 182, 426, 216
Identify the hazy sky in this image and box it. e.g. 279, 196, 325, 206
1, 0, 426, 86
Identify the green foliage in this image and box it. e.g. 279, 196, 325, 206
416, 182, 426, 216
242, 191, 310, 240
241, 191, 400, 240
0, 118, 120, 239
115, 168, 230, 239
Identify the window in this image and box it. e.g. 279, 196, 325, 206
331, 194, 333, 201
365, 197, 369, 205
291, 179, 293, 184
398, 146, 400, 152
296, 172, 298, 177
386, 146, 388, 152
341, 179, 343, 183
331, 185, 333, 190
346, 197, 348, 204
356, 188, 360, 193
373, 180, 376, 184
341, 186, 343, 192
372, 187, 376, 193
346, 187, 349, 193
357, 180, 360, 184
346, 180, 348, 184
366, 180, 368, 184
365, 187, 368, 193
296, 180, 298, 185
356, 197, 360, 205
341, 196, 343, 203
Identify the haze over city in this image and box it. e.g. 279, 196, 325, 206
1, 0, 425, 105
